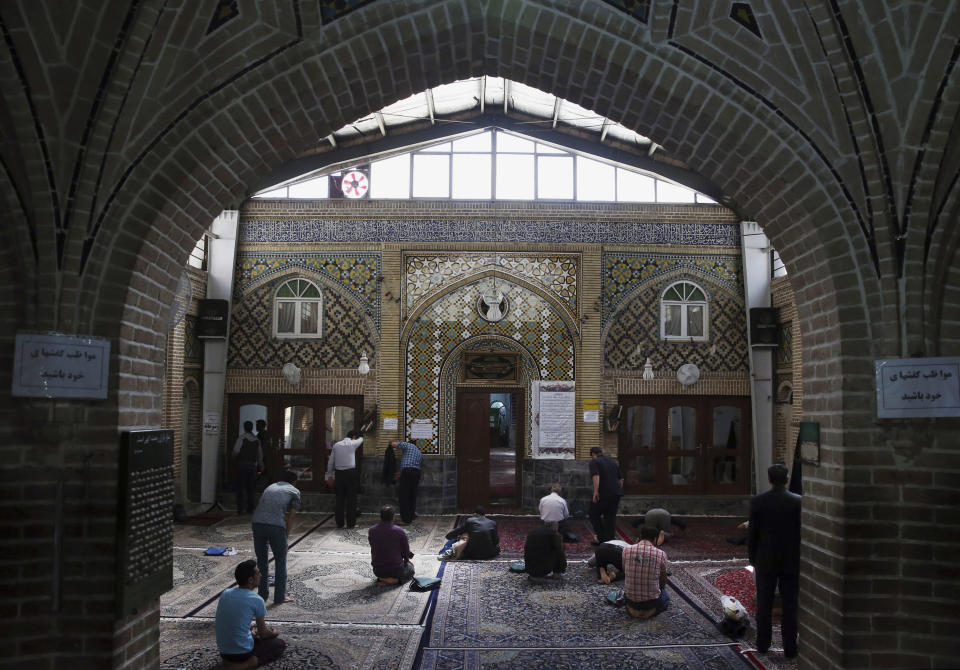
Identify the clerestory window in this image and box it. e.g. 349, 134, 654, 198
274, 279, 322, 339
661, 281, 708, 340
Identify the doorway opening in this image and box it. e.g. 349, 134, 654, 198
456, 389, 523, 510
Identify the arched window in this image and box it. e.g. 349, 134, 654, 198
274, 279, 322, 338
660, 281, 708, 340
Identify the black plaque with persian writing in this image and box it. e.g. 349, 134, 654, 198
463, 352, 517, 380
116, 429, 174, 616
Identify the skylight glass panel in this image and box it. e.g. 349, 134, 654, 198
497, 132, 534, 153
538, 156, 573, 199
253, 186, 288, 199
696, 193, 717, 204
413, 154, 450, 197
421, 141, 452, 153
452, 131, 491, 152
536, 142, 567, 154
452, 155, 492, 198
576, 157, 616, 201
616, 169, 656, 202
496, 154, 534, 199
657, 181, 696, 203
288, 177, 328, 199
431, 80, 479, 115
371, 155, 410, 198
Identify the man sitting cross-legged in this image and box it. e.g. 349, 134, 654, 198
368, 505, 415, 586
623, 525, 671, 619
215, 559, 285, 669
441, 506, 500, 560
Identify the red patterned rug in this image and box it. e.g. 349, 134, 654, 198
453, 515, 599, 559
617, 516, 749, 561
714, 567, 757, 615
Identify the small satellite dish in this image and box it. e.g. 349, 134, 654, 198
677, 363, 700, 386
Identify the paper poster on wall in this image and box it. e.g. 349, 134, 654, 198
875, 357, 960, 418
582, 398, 599, 423
12, 332, 111, 399
533, 381, 575, 459
410, 419, 433, 440
203, 411, 221, 435
381, 409, 398, 431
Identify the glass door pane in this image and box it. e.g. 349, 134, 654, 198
325, 405, 356, 448
667, 405, 698, 487
707, 404, 746, 491
283, 405, 314, 483
622, 405, 656, 489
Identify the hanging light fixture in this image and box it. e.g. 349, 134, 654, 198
481, 255, 505, 322
358, 352, 370, 376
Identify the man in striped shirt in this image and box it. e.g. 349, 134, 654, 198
622, 525, 670, 619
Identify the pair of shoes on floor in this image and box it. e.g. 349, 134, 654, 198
437, 548, 457, 561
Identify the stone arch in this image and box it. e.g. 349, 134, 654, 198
438, 335, 542, 456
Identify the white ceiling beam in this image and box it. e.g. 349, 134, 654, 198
503, 80, 510, 115
327, 134, 337, 148
480, 76, 486, 114
552, 98, 562, 128
426, 89, 436, 125
375, 111, 387, 136
600, 118, 611, 143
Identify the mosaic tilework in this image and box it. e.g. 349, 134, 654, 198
239, 220, 741, 246
183, 315, 202, 364
228, 276, 377, 370
731, 2, 763, 40
602, 252, 742, 327
439, 337, 541, 457
404, 253, 579, 319
602, 0, 651, 23
234, 252, 380, 327
405, 278, 575, 455
778, 322, 793, 366
319, 0, 376, 24
603, 282, 749, 373
206, 0, 239, 35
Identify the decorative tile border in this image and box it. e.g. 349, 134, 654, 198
239, 219, 741, 246
404, 252, 579, 320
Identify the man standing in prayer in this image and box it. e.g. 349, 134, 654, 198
325, 430, 364, 528
588, 447, 623, 543
623, 525, 670, 618
368, 505, 415, 586
251, 471, 300, 605
256, 419, 278, 485
749, 463, 801, 658
215, 560, 285, 669
390, 439, 423, 524
232, 421, 263, 514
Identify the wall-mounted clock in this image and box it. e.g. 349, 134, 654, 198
340, 170, 369, 198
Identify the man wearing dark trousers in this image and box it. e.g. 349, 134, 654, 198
232, 421, 263, 514
749, 463, 801, 658
390, 440, 423, 524
588, 447, 623, 543
325, 430, 364, 528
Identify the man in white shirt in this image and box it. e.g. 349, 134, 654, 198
325, 430, 364, 528
539, 483, 576, 542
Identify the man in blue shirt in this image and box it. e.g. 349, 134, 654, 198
215, 559, 285, 669
389, 439, 423, 524
251, 471, 301, 605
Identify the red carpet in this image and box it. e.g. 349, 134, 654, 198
455, 515, 599, 559
714, 567, 757, 614
617, 516, 748, 561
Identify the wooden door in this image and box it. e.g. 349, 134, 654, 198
618, 396, 751, 495
229, 395, 362, 492
456, 391, 493, 509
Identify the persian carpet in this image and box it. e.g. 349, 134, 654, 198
668, 561, 795, 670
292, 515, 452, 554
189, 551, 439, 625
161, 550, 249, 617
617, 516, 749, 561
419, 561, 753, 670
172, 512, 328, 550
160, 618, 422, 670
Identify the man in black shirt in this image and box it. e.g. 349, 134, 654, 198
443, 507, 500, 560
588, 447, 623, 544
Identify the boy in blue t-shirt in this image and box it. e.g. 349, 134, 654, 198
215, 560, 286, 669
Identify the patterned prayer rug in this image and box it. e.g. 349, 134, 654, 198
189, 551, 439, 625
617, 516, 749, 561
172, 513, 329, 550
459, 515, 600, 560
160, 618, 422, 670
668, 561, 796, 670
425, 561, 751, 670
162, 550, 248, 617
291, 515, 453, 554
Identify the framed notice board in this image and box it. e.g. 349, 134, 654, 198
116, 429, 174, 616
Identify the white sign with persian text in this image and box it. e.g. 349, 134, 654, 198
12, 333, 110, 399
533, 380, 576, 459
875, 357, 960, 418
410, 419, 434, 440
